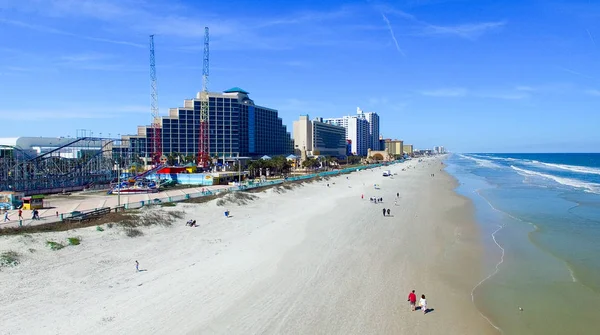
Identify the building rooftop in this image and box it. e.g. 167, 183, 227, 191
223, 87, 250, 94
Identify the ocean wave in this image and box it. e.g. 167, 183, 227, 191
471, 154, 506, 161
459, 154, 502, 169
535, 162, 600, 175
510, 166, 600, 194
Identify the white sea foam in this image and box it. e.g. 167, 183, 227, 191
534, 162, 600, 175
471, 154, 505, 161
459, 154, 502, 169
510, 166, 600, 194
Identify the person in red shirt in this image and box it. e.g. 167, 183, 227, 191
408, 290, 417, 311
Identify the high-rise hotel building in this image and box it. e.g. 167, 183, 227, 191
120, 87, 293, 160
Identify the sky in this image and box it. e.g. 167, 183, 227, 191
0, 0, 599, 153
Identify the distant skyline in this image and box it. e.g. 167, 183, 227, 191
0, 0, 599, 153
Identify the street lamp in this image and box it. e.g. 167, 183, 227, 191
116, 160, 121, 208
238, 157, 242, 186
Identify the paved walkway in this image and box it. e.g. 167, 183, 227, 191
0, 184, 230, 229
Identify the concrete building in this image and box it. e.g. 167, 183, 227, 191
357, 107, 380, 151
293, 115, 312, 154
404, 144, 414, 155
324, 115, 369, 156
293, 115, 346, 157
384, 139, 404, 157
121, 87, 294, 160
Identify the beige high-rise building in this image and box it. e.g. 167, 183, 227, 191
404, 144, 414, 155
293, 115, 346, 157
293, 115, 313, 153
384, 139, 404, 157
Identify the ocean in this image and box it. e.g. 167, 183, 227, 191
445, 153, 600, 335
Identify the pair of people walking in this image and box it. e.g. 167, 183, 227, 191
382, 208, 390, 216
408, 290, 428, 314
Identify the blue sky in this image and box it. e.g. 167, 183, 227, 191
0, 0, 599, 153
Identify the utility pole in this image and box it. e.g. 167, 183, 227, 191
117, 161, 121, 208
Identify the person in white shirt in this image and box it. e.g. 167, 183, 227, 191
420, 294, 427, 314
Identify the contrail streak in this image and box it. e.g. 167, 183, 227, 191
381, 13, 406, 57
587, 29, 597, 47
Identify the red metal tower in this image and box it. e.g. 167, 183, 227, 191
149, 34, 162, 165
197, 27, 210, 168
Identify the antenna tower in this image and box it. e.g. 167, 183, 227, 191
149, 34, 162, 165
197, 27, 210, 168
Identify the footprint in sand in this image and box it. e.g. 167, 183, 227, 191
101, 316, 115, 323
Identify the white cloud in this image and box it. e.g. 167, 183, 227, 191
0, 18, 144, 48
420, 21, 506, 39
419, 88, 468, 97
0, 105, 150, 120
381, 6, 506, 40
585, 89, 600, 96
475, 91, 529, 100
257, 7, 355, 27
282, 61, 311, 68
419, 87, 532, 99
368, 97, 390, 105
558, 66, 595, 80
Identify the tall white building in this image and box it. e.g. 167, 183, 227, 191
357, 107, 380, 151
324, 115, 369, 156
433, 146, 446, 154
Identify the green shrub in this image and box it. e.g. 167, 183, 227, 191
67, 237, 81, 245
28, 248, 36, 253
96, 226, 104, 232
125, 228, 143, 238
46, 241, 65, 250
167, 211, 185, 219
0, 251, 20, 267
107, 223, 114, 228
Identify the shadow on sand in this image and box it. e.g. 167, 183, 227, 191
416, 307, 435, 314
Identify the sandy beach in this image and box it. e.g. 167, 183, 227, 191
0, 157, 497, 335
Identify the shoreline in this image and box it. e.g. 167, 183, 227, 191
446, 154, 600, 335
0, 157, 496, 334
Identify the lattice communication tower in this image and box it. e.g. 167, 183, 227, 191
150, 34, 162, 165
197, 27, 210, 168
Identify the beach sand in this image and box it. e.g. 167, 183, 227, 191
0, 158, 497, 334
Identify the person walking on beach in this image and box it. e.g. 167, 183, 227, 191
420, 294, 428, 314
408, 290, 417, 311
397, 192, 399, 198
3, 211, 9, 222
382, 208, 386, 216
387, 208, 390, 216
18, 209, 23, 220
135, 260, 140, 272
